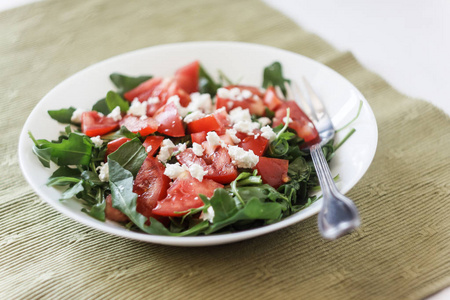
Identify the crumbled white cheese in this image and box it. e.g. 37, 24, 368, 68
201, 206, 215, 222
96, 162, 109, 182
229, 107, 252, 124
140, 115, 148, 120
184, 111, 206, 123
147, 96, 161, 104
227, 145, 259, 168
175, 143, 187, 155
168, 95, 189, 117
107, 106, 122, 121
157, 139, 176, 163
189, 93, 213, 114
206, 131, 222, 147
217, 88, 230, 99
90, 136, 103, 147
192, 142, 204, 156
164, 163, 188, 180
258, 117, 271, 127
241, 89, 253, 99
283, 116, 293, 124
233, 120, 260, 135
225, 128, 241, 144
146, 145, 152, 153
70, 108, 85, 124
188, 163, 207, 182
260, 125, 277, 142
128, 99, 147, 116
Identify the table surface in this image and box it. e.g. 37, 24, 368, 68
2, 0, 449, 298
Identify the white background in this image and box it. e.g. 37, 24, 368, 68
2, 0, 449, 297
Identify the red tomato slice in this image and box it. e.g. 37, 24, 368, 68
105, 194, 129, 222
105, 137, 131, 157
174, 60, 199, 94
81, 111, 120, 137
119, 115, 158, 136
238, 135, 269, 156
142, 135, 164, 156
152, 172, 223, 217
215, 85, 265, 115
124, 77, 163, 102
263, 86, 283, 111
255, 157, 290, 188
187, 109, 230, 134
153, 102, 185, 137
191, 131, 207, 144
133, 156, 171, 220
272, 101, 320, 145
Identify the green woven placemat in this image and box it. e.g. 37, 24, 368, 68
1, 0, 449, 299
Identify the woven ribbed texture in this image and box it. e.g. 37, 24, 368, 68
1, 0, 449, 299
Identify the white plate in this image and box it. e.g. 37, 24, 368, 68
18, 41, 378, 246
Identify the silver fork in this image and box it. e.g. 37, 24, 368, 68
282, 79, 361, 240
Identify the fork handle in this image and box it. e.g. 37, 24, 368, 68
310, 144, 361, 240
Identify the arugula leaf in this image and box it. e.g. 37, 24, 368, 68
262, 62, 290, 97
48, 107, 76, 124
49, 166, 81, 179
101, 126, 141, 141
31, 145, 52, 167
109, 73, 152, 94
47, 176, 81, 187
82, 199, 106, 221
107, 138, 146, 177
92, 98, 110, 115
105, 91, 129, 113
199, 65, 221, 97
60, 180, 84, 200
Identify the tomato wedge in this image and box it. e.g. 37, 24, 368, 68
215, 85, 265, 115
238, 135, 269, 156
191, 131, 207, 144
105, 194, 129, 222
152, 172, 223, 217
81, 111, 120, 137
174, 60, 199, 94
272, 101, 320, 145
133, 156, 171, 220
263, 86, 283, 111
187, 109, 230, 134
119, 115, 158, 136
105, 137, 131, 157
255, 157, 289, 188
142, 135, 164, 156
153, 102, 185, 137
124, 77, 163, 102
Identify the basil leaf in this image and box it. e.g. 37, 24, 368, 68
38, 133, 93, 166
109, 73, 152, 94
262, 62, 290, 97
105, 91, 129, 113
199, 65, 221, 97
92, 98, 110, 115
107, 138, 146, 177
101, 126, 140, 141
48, 107, 76, 124
82, 200, 106, 221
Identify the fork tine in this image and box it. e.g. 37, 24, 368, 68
302, 77, 327, 121
288, 81, 317, 122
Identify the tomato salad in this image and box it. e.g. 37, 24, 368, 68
29, 61, 339, 236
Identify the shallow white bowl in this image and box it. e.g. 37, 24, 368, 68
18, 41, 377, 246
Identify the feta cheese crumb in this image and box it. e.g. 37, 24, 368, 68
174, 143, 187, 155
157, 139, 176, 163
90, 136, 103, 147
227, 145, 259, 168
96, 162, 109, 182
167, 95, 189, 117
225, 128, 241, 144
147, 97, 160, 104
107, 106, 122, 121
140, 115, 148, 120
146, 145, 152, 153
228, 87, 241, 100
184, 111, 205, 123
260, 125, 277, 142
258, 117, 271, 127
233, 120, 260, 135
192, 142, 204, 156
164, 163, 188, 180
206, 131, 222, 147
189, 93, 213, 114
217, 88, 230, 99
128, 99, 147, 116
283, 116, 293, 124
188, 163, 207, 182
241, 89, 253, 99
229, 107, 252, 124
70, 108, 85, 124
201, 206, 215, 222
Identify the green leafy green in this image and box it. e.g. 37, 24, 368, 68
199, 65, 221, 97
60, 180, 84, 200
109, 73, 152, 94
107, 138, 146, 177
48, 107, 76, 124
105, 91, 129, 113
92, 98, 110, 115
262, 62, 291, 97
101, 126, 141, 141
82, 199, 106, 221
